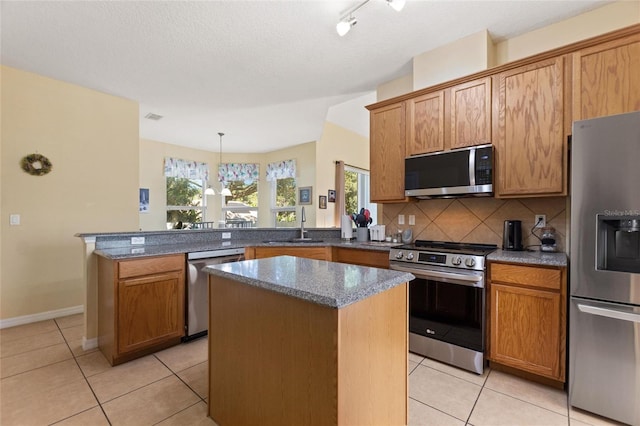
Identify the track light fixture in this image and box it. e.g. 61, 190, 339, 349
336, 0, 405, 36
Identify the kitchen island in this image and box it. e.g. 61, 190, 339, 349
205, 255, 414, 426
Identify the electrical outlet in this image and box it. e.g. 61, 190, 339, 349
534, 215, 546, 228
398, 214, 405, 225
409, 215, 415, 225
131, 236, 145, 245
222, 232, 231, 239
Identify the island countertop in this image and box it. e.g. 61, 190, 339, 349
205, 255, 414, 308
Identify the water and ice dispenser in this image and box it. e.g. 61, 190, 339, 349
596, 215, 640, 273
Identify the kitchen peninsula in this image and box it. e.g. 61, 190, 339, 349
205, 255, 414, 426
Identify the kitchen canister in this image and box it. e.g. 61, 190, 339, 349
356, 227, 369, 242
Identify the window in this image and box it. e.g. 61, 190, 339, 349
271, 177, 297, 227
344, 165, 377, 223
166, 177, 205, 229
222, 181, 258, 227
164, 157, 210, 229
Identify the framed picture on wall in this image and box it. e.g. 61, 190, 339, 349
299, 186, 312, 205
139, 188, 149, 213
319, 195, 327, 209
328, 189, 336, 203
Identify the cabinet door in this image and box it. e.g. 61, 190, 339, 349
490, 283, 561, 380
495, 57, 567, 197
118, 271, 184, 355
332, 247, 389, 268
573, 33, 640, 120
252, 246, 330, 260
370, 102, 407, 202
450, 77, 491, 149
406, 91, 444, 155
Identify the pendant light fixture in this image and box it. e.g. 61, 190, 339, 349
218, 132, 232, 197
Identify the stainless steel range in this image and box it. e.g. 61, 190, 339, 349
389, 240, 497, 374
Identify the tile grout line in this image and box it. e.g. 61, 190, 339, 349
153, 354, 207, 404
408, 396, 470, 424
464, 367, 490, 425
54, 318, 113, 426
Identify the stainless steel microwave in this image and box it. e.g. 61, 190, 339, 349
405, 144, 493, 198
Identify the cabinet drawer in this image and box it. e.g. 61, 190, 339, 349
118, 254, 185, 279
490, 263, 561, 291
333, 248, 389, 269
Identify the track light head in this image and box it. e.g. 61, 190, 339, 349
336, 16, 357, 36
386, 0, 406, 11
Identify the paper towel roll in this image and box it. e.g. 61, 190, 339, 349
341, 215, 353, 240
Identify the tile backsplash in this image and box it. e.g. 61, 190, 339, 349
381, 197, 568, 252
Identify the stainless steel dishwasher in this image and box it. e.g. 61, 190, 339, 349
185, 247, 244, 340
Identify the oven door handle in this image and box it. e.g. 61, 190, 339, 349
390, 264, 484, 288
577, 303, 640, 323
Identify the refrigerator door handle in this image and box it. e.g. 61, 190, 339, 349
577, 303, 640, 323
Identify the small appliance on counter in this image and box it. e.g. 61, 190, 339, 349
502, 220, 523, 251
341, 214, 353, 240
369, 224, 386, 241
540, 226, 557, 252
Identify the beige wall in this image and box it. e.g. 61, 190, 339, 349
315, 122, 370, 228
379, 1, 639, 99
494, 1, 640, 65
413, 29, 495, 91
1, 66, 139, 320
139, 138, 317, 229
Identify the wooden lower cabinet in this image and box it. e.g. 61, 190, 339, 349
245, 246, 331, 261
332, 247, 390, 269
98, 254, 185, 365
209, 276, 408, 425
488, 262, 566, 383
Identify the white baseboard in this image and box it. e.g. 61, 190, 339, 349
82, 336, 98, 350
0, 305, 84, 329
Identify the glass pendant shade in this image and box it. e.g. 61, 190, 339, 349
205, 186, 215, 195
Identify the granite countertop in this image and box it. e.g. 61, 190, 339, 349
94, 239, 397, 260
487, 249, 567, 267
205, 255, 414, 308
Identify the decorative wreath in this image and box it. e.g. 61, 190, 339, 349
21, 153, 53, 176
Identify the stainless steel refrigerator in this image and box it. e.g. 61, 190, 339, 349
570, 111, 640, 425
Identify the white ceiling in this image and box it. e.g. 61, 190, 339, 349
1, 0, 609, 153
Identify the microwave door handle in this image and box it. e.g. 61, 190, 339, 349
577, 303, 640, 323
390, 264, 484, 288
469, 147, 476, 186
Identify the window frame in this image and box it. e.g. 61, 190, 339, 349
270, 177, 297, 227
165, 177, 208, 228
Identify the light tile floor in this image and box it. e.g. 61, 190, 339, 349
0, 314, 626, 426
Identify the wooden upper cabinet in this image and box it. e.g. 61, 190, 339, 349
573, 32, 640, 121
450, 77, 492, 149
494, 56, 567, 197
406, 91, 445, 156
370, 102, 407, 203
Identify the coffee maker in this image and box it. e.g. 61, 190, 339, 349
503, 220, 523, 251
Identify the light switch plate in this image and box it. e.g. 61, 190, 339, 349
409, 215, 415, 225
398, 215, 405, 225
222, 232, 231, 239
10, 214, 20, 226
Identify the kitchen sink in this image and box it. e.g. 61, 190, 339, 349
262, 239, 324, 244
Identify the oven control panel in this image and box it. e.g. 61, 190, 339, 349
390, 249, 485, 271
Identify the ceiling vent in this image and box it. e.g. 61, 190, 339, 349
144, 113, 163, 121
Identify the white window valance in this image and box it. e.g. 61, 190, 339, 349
218, 163, 260, 185
164, 157, 209, 181
265, 159, 297, 181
